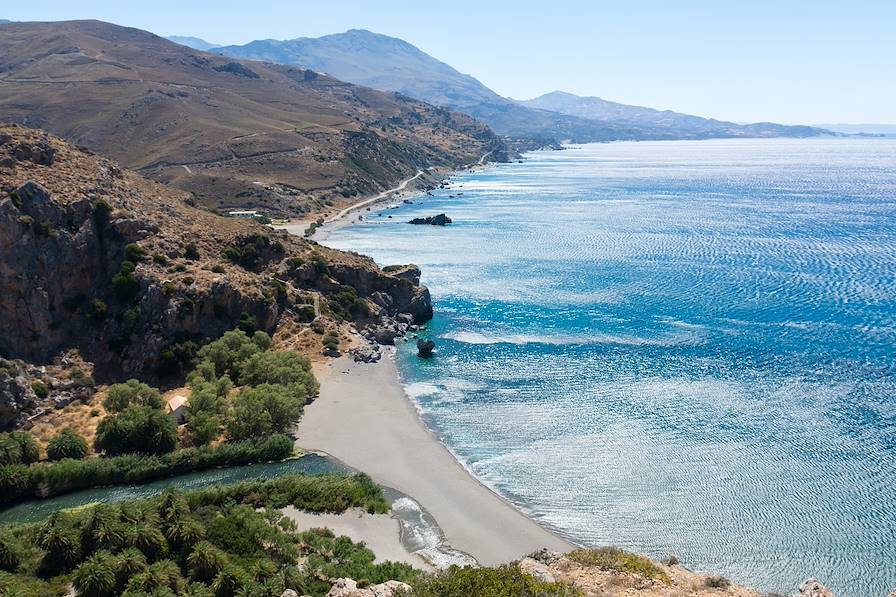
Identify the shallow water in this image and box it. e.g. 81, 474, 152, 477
324, 138, 896, 597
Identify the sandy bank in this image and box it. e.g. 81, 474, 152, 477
295, 354, 574, 567
281, 506, 432, 570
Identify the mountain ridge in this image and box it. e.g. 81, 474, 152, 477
0, 20, 506, 217
214, 29, 829, 143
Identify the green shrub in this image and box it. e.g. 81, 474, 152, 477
567, 547, 669, 583
125, 243, 148, 262
30, 380, 48, 399
46, 428, 89, 461
95, 406, 178, 456
184, 243, 200, 260
239, 351, 318, 401
89, 299, 108, 320
104, 380, 163, 413
410, 564, 577, 597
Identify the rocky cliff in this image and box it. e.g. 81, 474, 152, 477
0, 125, 431, 412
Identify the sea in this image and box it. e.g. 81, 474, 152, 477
322, 138, 896, 597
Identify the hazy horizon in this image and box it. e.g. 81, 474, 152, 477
3, 0, 895, 125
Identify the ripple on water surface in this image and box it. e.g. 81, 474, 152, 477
324, 138, 896, 597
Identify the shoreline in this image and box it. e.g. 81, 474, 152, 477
295, 352, 574, 567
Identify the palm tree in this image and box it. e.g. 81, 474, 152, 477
211, 565, 246, 597
36, 513, 81, 572
82, 504, 126, 552
127, 559, 184, 593
0, 534, 19, 572
129, 523, 168, 561
187, 541, 228, 583
165, 517, 206, 551
72, 552, 117, 597
114, 547, 148, 588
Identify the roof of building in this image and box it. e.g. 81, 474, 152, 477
166, 394, 189, 412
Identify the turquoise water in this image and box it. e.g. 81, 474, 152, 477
324, 138, 896, 597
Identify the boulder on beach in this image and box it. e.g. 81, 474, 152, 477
416, 338, 435, 358
408, 213, 452, 226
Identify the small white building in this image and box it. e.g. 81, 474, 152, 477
228, 210, 260, 219
165, 395, 189, 425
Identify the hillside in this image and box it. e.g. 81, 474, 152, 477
213, 29, 655, 145
213, 29, 828, 143
520, 91, 826, 138
0, 124, 431, 422
0, 20, 506, 217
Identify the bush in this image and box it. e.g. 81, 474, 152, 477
95, 406, 178, 456
194, 330, 270, 380
46, 428, 89, 461
705, 576, 731, 588
410, 564, 576, 597
184, 243, 200, 260
104, 379, 163, 413
30, 380, 49, 399
567, 547, 669, 583
89, 299, 108, 320
125, 243, 148, 262
226, 385, 302, 441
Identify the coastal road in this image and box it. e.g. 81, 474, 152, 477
326, 169, 425, 223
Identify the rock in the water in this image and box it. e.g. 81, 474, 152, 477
799, 578, 836, 597
408, 213, 452, 226
326, 578, 411, 597
518, 557, 556, 584
416, 338, 435, 358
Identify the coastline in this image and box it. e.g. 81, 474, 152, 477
296, 353, 574, 567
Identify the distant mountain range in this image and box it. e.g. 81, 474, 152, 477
519, 91, 823, 139
815, 123, 896, 135
210, 29, 829, 144
165, 35, 220, 51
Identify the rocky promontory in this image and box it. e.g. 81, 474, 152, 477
408, 213, 452, 225
0, 125, 433, 394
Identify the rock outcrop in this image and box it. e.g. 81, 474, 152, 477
408, 213, 452, 225
798, 578, 836, 597
326, 578, 411, 597
416, 338, 435, 358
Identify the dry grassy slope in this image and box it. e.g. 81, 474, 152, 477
0, 20, 505, 216
0, 124, 429, 382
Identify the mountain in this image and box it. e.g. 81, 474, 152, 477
165, 35, 221, 51
0, 20, 12, 24
0, 20, 505, 217
215, 29, 827, 143
214, 29, 659, 145
519, 91, 826, 138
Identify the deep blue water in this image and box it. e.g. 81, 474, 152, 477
323, 138, 896, 597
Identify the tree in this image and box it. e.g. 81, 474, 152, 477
104, 379, 163, 413
72, 551, 118, 597
82, 504, 127, 553
226, 384, 302, 441
195, 330, 269, 379
211, 565, 246, 597
37, 512, 82, 573
239, 351, 319, 402
187, 541, 229, 583
187, 411, 219, 446
129, 524, 168, 562
46, 427, 88, 460
114, 548, 148, 588
0, 534, 19, 572
95, 406, 178, 456
0, 431, 40, 465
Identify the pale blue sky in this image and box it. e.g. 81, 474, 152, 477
4, 1, 895, 124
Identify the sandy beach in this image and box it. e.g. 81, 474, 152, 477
295, 353, 574, 567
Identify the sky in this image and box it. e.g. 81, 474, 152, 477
4, 1, 895, 124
